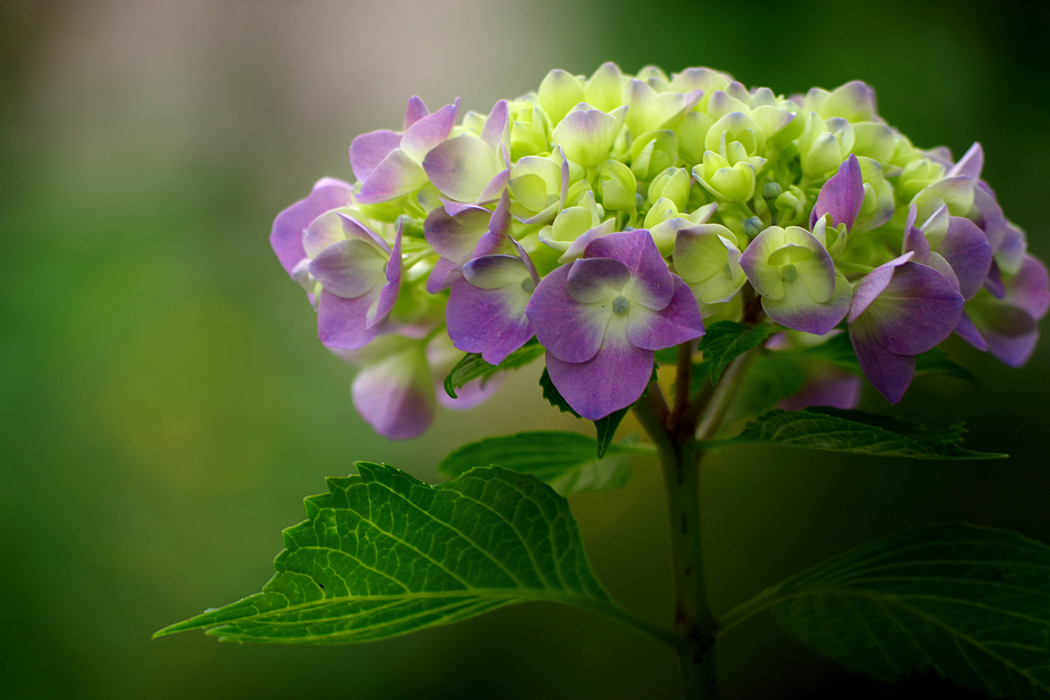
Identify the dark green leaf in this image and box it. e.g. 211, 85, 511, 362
594, 408, 629, 458
697, 321, 774, 382
155, 463, 613, 644
709, 407, 1006, 459
689, 361, 711, 396
444, 341, 544, 399
438, 431, 638, 495
915, 347, 977, 383
654, 347, 679, 366
722, 524, 1050, 699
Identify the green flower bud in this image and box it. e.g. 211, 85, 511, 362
798, 113, 854, 178
597, 160, 637, 212
693, 151, 756, 203
674, 111, 714, 167
762, 181, 782, 199
744, 216, 764, 238
538, 69, 585, 126
584, 62, 625, 113
897, 158, 945, 201
509, 100, 551, 160
647, 167, 690, 212
774, 185, 806, 226
630, 130, 680, 181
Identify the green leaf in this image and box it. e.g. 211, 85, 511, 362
155, 463, 615, 644
438, 431, 642, 496
707, 407, 1006, 459
796, 332, 974, 383
720, 524, 1050, 699
444, 341, 545, 399
697, 321, 773, 382
594, 407, 629, 458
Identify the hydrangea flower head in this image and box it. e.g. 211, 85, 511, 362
271, 63, 1047, 437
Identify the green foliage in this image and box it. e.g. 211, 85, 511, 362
697, 321, 774, 382
438, 431, 635, 496
443, 341, 545, 399
723, 524, 1050, 699
708, 407, 1006, 459
721, 355, 806, 426
540, 367, 581, 418
155, 463, 613, 643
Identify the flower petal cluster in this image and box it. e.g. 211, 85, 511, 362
272, 63, 1047, 437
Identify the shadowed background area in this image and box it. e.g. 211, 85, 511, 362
1, 1, 1047, 698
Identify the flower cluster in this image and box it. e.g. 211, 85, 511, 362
272, 64, 1048, 438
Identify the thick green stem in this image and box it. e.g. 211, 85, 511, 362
634, 367, 719, 699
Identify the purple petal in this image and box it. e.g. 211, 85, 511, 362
462, 253, 528, 289
763, 270, 852, 335
309, 239, 385, 298
856, 261, 964, 356
810, 154, 864, 230
473, 189, 512, 258
996, 224, 1027, 275
423, 204, 491, 261
848, 253, 914, 322
357, 148, 429, 204
336, 212, 390, 252
426, 257, 461, 294
480, 99, 509, 149
476, 168, 510, 205
317, 289, 381, 350
901, 204, 930, 264
349, 130, 402, 183
849, 316, 916, 404
526, 264, 609, 363
446, 276, 534, 365
938, 216, 993, 300
779, 368, 861, 411
947, 142, 983, 180
984, 329, 1039, 368
372, 223, 403, 326
422, 135, 501, 202
973, 184, 1008, 252
954, 311, 987, 351
559, 220, 616, 262
625, 277, 705, 350
584, 230, 675, 310
544, 341, 655, 420
984, 260, 1006, 299
566, 257, 630, 303
1008, 254, 1050, 319
400, 98, 460, 162
270, 178, 354, 276
351, 348, 435, 440
403, 96, 429, 131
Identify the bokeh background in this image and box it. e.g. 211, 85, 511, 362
2, 1, 1048, 698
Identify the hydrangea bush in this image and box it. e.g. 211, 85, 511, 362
159, 65, 1050, 699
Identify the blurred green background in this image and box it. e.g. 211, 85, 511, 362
2, 1, 1047, 698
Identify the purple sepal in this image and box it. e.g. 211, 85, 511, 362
473, 190, 512, 258
446, 259, 535, 365
349, 130, 401, 183
373, 223, 403, 326
849, 253, 914, 321
809, 154, 864, 230
968, 254, 1049, 367
938, 216, 993, 300
480, 99, 509, 149
984, 260, 1006, 299
426, 257, 461, 294
270, 178, 354, 276
973, 184, 1008, 253
527, 264, 606, 363
356, 148, 429, 204
625, 278, 705, 350
545, 344, 654, 420
399, 98, 460, 162
317, 289, 382, 350
583, 230, 675, 310
351, 348, 434, 440
947, 142, 983, 180
403, 96, 429, 132
762, 271, 852, 336
954, 311, 987, 351
779, 367, 861, 411
849, 318, 916, 404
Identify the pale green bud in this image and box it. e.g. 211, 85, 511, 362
598, 160, 637, 212
693, 151, 756, 203
584, 62, 625, 113
538, 69, 585, 126
674, 111, 714, 167
705, 111, 765, 155
897, 158, 945, 201
630, 130, 680, 181
647, 167, 691, 212
774, 185, 806, 226
762, 182, 782, 199
743, 216, 764, 238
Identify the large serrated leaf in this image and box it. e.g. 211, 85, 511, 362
443, 341, 545, 399
697, 321, 774, 382
438, 431, 640, 496
721, 524, 1050, 699
707, 407, 1006, 459
155, 463, 612, 643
